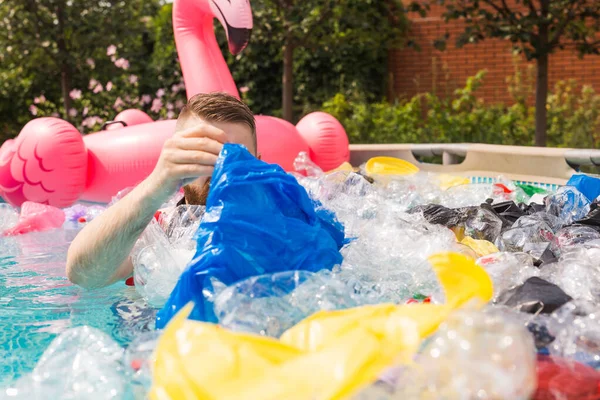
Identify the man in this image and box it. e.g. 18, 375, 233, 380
66, 92, 257, 289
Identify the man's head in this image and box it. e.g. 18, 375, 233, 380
176, 92, 257, 155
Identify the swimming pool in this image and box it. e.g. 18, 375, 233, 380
0, 224, 156, 386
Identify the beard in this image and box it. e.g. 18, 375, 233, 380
182, 178, 211, 206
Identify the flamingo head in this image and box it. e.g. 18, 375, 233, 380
208, 0, 253, 55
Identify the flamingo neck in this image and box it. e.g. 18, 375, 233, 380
172, 1, 239, 99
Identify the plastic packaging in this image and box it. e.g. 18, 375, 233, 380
545, 186, 591, 225
3, 202, 65, 236
156, 144, 345, 328
150, 252, 493, 400
214, 270, 358, 338
566, 174, 600, 202
395, 309, 537, 400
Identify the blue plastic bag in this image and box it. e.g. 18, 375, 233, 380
566, 174, 600, 202
156, 144, 345, 328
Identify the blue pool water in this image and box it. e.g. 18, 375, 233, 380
0, 225, 156, 386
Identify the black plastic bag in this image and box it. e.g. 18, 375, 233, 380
498, 277, 572, 314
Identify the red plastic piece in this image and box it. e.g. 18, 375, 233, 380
154, 210, 162, 222
494, 183, 513, 194
533, 355, 600, 400
130, 359, 143, 371
423, 297, 431, 303
77, 216, 87, 223
3, 201, 65, 236
406, 298, 418, 304
125, 277, 135, 286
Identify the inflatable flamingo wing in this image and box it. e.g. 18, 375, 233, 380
0, 118, 87, 207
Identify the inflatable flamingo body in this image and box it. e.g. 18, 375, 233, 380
0, 0, 349, 207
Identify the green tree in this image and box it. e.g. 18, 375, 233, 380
0, 0, 159, 124
439, 0, 600, 147
242, 0, 421, 122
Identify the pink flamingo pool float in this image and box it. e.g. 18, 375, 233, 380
0, 0, 349, 208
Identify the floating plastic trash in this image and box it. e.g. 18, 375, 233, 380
3, 201, 65, 236
150, 252, 493, 400
156, 144, 345, 328
364, 156, 420, 176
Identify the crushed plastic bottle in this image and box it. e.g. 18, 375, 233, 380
124, 330, 162, 395
545, 186, 591, 225
1, 326, 125, 399
214, 270, 358, 337
548, 300, 600, 368
549, 225, 600, 256
539, 247, 600, 303
476, 252, 539, 299
393, 309, 537, 400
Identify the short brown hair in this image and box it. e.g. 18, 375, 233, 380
177, 92, 256, 151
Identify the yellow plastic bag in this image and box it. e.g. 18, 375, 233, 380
364, 156, 419, 176
460, 236, 500, 258
150, 252, 493, 400
434, 174, 471, 190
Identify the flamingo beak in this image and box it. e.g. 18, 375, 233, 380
227, 26, 252, 55
210, 0, 253, 55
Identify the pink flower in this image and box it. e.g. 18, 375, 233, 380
33, 95, 46, 104
125, 95, 131, 103
29, 105, 38, 116
113, 97, 125, 109
106, 81, 113, 92
69, 89, 82, 100
82, 116, 103, 128
129, 75, 138, 84
51, 112, 60, 118
106, 45, 117, 56
151, 98, 163, 113
111, 55, 116, 63
171, 84, 180, 93
175, 100, 184, 109
83, 107, 89, 116
156, 88, 165, 98
86, 58, 95, 69
166, 102, 174, 110
240, 86, 249, 94
141, 95, 152, 105
114, 58, 129, 70
68, 108, 78, 117
89, 78, 98, 90
167, 111, 175, 119
93, 83, 103, 93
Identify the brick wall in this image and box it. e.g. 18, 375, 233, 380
391, 3, 600, 104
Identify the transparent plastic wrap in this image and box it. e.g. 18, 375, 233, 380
132, 205, 203, 307
1, 326, 125, 399
0, 203, 19, 231
394, 309, 537, 400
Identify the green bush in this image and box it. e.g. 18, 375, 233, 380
323, 70, 600, 149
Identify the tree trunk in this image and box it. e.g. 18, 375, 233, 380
535, 55, 548, 147
282, 37, 294, 122
535, 0, 550, 147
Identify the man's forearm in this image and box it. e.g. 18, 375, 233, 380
66, 175, 173, 289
